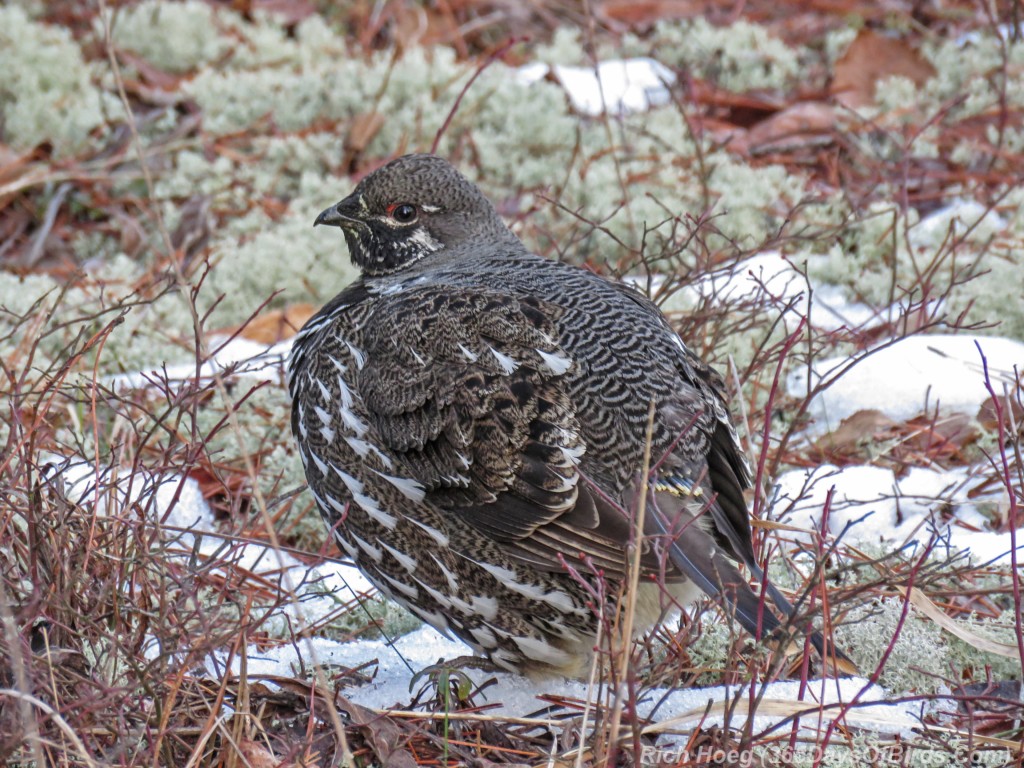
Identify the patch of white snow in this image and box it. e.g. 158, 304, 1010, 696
517, 58, 675, 116
789, 334, 1024, 428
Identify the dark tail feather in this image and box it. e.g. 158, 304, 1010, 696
646, 500, 780, 638
647, 498, 857, 674
746, 560, 857, 673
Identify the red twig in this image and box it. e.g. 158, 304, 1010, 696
976, 344, 1024, 672
751, 317, 806, 524
811, 534, 938, 768
431, 36, 526, 155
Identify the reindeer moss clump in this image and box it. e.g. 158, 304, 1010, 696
835, 598, 946, 694
191, 383, 304, 502
807, 196, 1024, 339
921, 32, 1024, 120
683, 618, 756, 686
202, 192, 359, 325
0, 253, 197, 378
944, 612, 1023, 684
107, 0, 230, 73
643, 18, 800, 93
0, 6, 114, 156
834, 596, 1024, 697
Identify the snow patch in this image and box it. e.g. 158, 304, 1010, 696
43, 454, 375, 629
789, 334, 1024, 427
517, 58, 674, 116
111, 335, 292, 391
772, 463, 1020, 564
210, 622, 919, 741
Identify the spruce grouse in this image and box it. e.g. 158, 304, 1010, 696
287, 154, 840, 677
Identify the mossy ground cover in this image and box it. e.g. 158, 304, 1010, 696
0, 1, 1021, 764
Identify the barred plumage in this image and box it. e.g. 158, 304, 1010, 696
287, 154, 843, 677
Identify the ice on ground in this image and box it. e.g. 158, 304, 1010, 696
772, 463, 1021, 564
640, 676, 922, 742
516, 58, 674, 116
790, 334, 1024, 428
42, 455, 212, 530
635, 252, 878, 332
911, 199, 1006, 248
207, 625, 467, 698
212, 624, 919, 741
110, 335, 292, 391
707, 252, 879, 332
45, 454, 374, 633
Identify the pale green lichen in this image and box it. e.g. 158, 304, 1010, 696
245, 133, 341, 198
986, 123, 1024, 160
438, 66, 578, 191
874, 75, 932, 125
807, 201, 916, 301
106, 0, 231, 73
0, 271, 63, 323
289, 589, 422, 643
227, 11, 295, 69
837, 598, 948, 694
807, 194, 1024, 339
152, 149, 246, 207
186, 66, 338, 136
0, 247, 203, 384
201, 192, 359, 326
0, 6, 114, 156
822, 25, 860, 66
646, 18, 801, 93
190, 383, 304, 507
683, 617, 759, 686
922, 33, 1024, 120
832, 596, 1024, 697
944, 612, 1024, 684
706, 156, 808, 245
1000, 185, 1024, 238
531, 26, 590, 66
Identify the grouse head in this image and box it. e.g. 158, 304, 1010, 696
315, 154, 517, 275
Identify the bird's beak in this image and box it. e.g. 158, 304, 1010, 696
314, 196, 360, 228
313, 206, 340, 227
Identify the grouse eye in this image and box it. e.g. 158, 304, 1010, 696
388, 203, 418, 224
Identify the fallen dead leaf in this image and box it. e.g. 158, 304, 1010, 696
0, 144, 34, 212
813, 409, 900, 459
831, 29, 936, 109
345, 112, 386, 158
339, 695, 419, 768
741, 101, 838, 154
239, 303, 316, 344
901, 411, 980, 459
812, 408, 980, 466
186, 462, 250, 508
235, 737, 280, 768
596, 0, 702, 28
977, 393, 1024, 436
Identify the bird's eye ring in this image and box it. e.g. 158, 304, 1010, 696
387, 203, 418, 224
